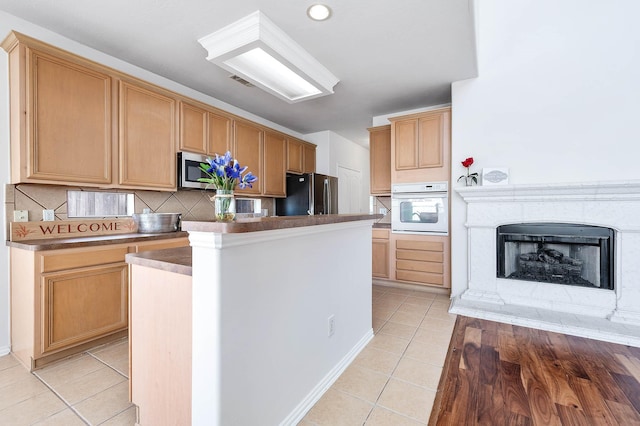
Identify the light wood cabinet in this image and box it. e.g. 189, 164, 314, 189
263, 131, 287, 197
287, 138, 316, 174
207, 111, 233, 156
2, 37, 113, 186
369, 125, 391, 195
9, 237, 189, 370
233, 120, 263, 196
372, 229, 390, 278
179, 101, 208, 154
303, 143, 316, 174
390, 107, 451, 183
286, 138, 304, 174
119, 81, 177, 190
391, 233, 450, 288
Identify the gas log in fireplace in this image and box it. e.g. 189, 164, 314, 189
497, 223, 615, 290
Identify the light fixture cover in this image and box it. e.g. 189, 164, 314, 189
198, 11, 339, 103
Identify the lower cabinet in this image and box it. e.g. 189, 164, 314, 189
372, 229, 390, 278
10, 236, 189, 370
372, 232, 450, 289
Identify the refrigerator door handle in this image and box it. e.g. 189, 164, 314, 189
325, 178, 330, 214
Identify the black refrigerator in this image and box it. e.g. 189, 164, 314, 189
276, 173, 339, 216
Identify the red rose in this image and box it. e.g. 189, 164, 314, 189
461, 157, 474, 168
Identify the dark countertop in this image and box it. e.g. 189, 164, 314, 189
181, 213, 382, 233
6, 231, 189, 251
373, 223, 391, 229
126, 246, 192, 276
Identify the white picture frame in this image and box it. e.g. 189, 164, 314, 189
482, 168, 509, 185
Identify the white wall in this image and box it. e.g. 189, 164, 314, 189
450, 0, 640, 296
305, 130, 370, 214
0, 10, 318, 352
0, 39, 9, 355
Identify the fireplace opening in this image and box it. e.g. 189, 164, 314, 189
497, 223, 615, 290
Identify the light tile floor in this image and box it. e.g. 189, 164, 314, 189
301, 285, 456, 425
0, 285, 455, 425
0, 338, 135, 425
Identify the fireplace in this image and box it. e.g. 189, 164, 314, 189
497, 223, 615, 290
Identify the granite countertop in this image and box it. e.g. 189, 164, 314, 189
373, 223, 391, 229
181, 213, 382, 233
126, 246, 192, 276
6, 231, 189, 251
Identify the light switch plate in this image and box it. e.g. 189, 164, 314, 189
43, 209, 55, 221
13, 210, 28, 222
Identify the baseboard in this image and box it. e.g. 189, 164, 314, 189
0, 345, 10, 357
279, 328, 374, 426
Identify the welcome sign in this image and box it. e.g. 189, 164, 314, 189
10, 218, 138, 242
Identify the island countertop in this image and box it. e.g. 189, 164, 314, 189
181, 213, 382, 233
126, 246, 192, 276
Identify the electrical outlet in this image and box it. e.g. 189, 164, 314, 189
328, 315, 335, 337
379, 207, 388, 216
43, 209, 55, 221
13, 210, 28, 222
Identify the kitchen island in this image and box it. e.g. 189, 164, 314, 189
126, 214, 380, 426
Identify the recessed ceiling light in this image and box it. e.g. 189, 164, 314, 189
307, 4, 332, 21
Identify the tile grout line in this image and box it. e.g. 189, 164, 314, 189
31, 370, 92, 426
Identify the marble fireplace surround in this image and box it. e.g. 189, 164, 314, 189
451, 181, 640, 346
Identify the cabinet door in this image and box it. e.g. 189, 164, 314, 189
263, 131, 286, 197
179, 102, 207, 154
207, 111, 233, 157
233, 121, 263, 196
119, 81, 177, 190
417, 114, 444, 169
394, 119, 418, 170
369, 126, 391, 194
41, 263, 128, 354
28, 50, 112, 184
286, 138, 303, 174
303, 143, 316, 174
372, 239, 389, 278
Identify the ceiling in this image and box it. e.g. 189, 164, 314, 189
0, 0, 477, 146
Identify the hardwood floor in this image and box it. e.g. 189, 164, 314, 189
431, 316, 640, 425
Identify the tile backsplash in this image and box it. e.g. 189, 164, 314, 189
373, 196, 391, 224
4, 184, 273, 239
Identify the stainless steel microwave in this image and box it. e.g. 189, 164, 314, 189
177, 152, 209, 189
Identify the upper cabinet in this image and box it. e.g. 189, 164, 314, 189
2, 36, 113, 186
390, 107, 451, 183
179, 100, 233, 157
368, 125, 391, 195
287, 138, 316, 174
263, 131, 287, 197
119, 81, 176, 190
233, 120, 263, 196
1, 31, 315, 194
303, 143, 316, 174
286, 138, 304, 174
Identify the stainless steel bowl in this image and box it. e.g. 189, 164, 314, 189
133, 213, 181, 233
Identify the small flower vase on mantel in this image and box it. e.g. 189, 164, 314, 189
465, 176, 475, 187
213, 189, 236, 222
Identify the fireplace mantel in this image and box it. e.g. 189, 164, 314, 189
451, 180, 640, 346
455, 180, 640, 203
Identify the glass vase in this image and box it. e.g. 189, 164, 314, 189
213, 189, 236, 222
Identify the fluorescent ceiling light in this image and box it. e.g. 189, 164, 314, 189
198, 10, 339, 103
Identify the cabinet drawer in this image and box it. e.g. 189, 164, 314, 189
372, 229, 390, 240
42, 247, 129, 272
396, 270, 444, 286
396, 249, 443, 263
396, 259, 443, 274
396, 239, 443, 252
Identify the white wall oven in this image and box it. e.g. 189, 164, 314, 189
391, 182, 448, 234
